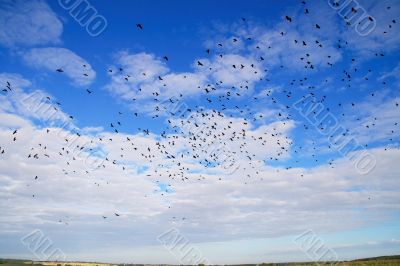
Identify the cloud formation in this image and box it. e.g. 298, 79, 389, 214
0, 0, 62, 47
22, 47, 96, 86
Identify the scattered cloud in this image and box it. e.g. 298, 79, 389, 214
21, 47, 96, 86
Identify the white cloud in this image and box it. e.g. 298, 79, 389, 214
201, 2, 343, 71
0, 72, 71, 124
340, 91, 400, 144
105, 52, 210, 113
1, 1, 400, 262
199, 54, 265, 88
342, 0, 400, 57
379, 62, 400, 81
106, 52, 169, 101
201, 0, 400, 71
1, 72, 400, 262
0, 0, 62, 47
106, 51, 266, 112
22, 47, 96, 86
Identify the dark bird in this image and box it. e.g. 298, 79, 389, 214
136, 23, 143, 30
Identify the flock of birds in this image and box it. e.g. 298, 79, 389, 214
1, 1, 399, 223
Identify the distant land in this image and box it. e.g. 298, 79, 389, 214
1, 255, 400, 266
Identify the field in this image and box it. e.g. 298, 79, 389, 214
1, 256, 400, 266
0, 260, 114, 266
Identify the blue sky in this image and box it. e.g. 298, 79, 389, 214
0, 0, 399, 264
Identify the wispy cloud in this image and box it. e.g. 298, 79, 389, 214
21, 47, 96, 86
0, 0, 62, 47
